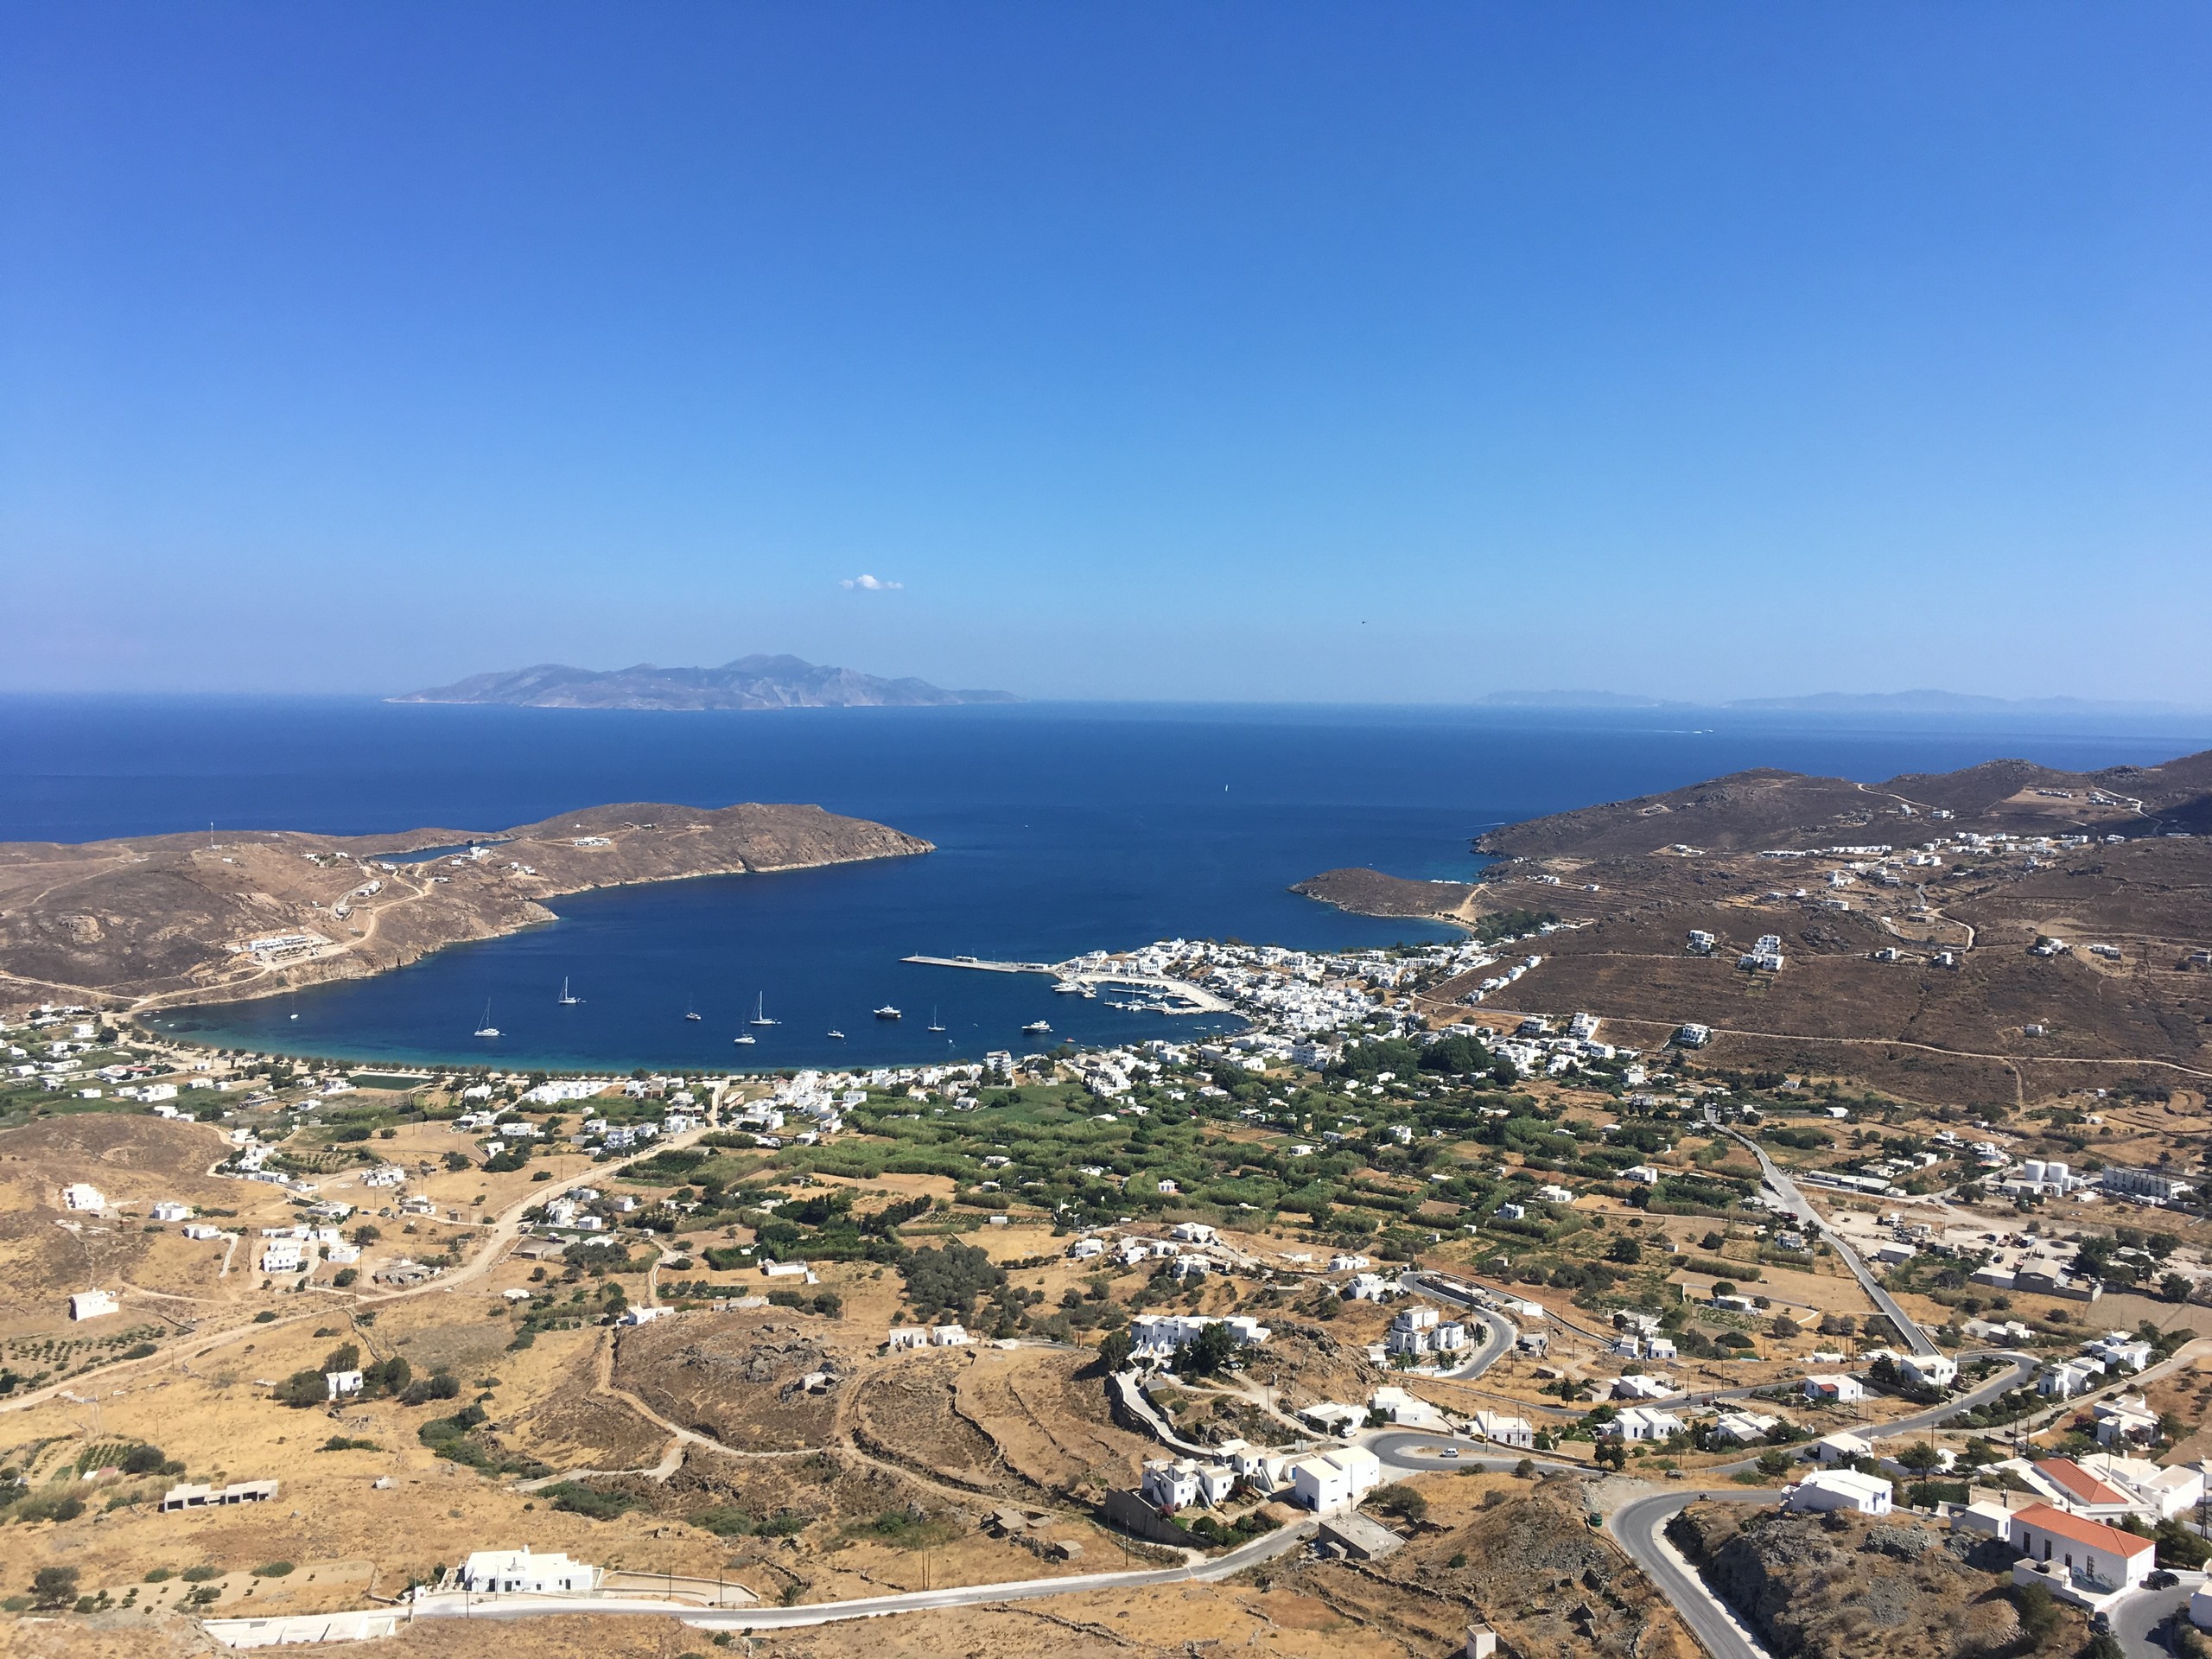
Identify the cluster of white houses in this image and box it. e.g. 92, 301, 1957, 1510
1139, 1442, 1382, 1516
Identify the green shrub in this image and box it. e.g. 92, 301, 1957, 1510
251, 1561, 295, 1578
539, 1481, 639, 1521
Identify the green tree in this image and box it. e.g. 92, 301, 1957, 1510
31, 1567, 80, 1609
1894, 1442, 1943, 1475
273, 1370, 328, 1408
1367, 1484, 1428, 1522
1179, 1321, 1242, 1377
1755, 1449, 1794, 1478
1094, 1328, 1134, 1373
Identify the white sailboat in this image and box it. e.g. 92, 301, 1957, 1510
926, 1007, 945, 1033
473, 1001, 500, 1039
557, 977, 581, 1005
684, 994, 701, 1022
749, 994, 779, 1027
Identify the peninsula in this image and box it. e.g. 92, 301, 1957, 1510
393, 652, 1020, 711
1298, 745, 2212, 1107
0, 802, 931, 1013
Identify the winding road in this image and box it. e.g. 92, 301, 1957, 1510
1611, 1489, 1787, 1659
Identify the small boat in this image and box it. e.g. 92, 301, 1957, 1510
684, 992, 701, 1021
1052, 980, 1082, 994
558, 977, 581, 1005
473, 1001, 500, 1039
826, 1028, 846, 1039
874, 1005, 901, 1020
748, 993, 779, 1027
733, 1033, 756, 1046
926, 1007, 945, 1033
1022, 1019, 1052, 1035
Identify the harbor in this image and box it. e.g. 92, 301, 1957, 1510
900, 954, 1235, 1014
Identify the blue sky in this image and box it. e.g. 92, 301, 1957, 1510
4, 4, 2209, 702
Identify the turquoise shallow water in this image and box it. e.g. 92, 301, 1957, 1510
4, 696, 2202, 1071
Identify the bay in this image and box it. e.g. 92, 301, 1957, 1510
3, 696, 2203, 1073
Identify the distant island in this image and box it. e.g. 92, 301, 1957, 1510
0, 802, 932, 1012
392, 653, 1020, 711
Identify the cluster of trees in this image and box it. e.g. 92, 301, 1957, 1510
899, 1242, 1007, 1325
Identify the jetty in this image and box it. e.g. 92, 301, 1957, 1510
900, 955, 1233, 1014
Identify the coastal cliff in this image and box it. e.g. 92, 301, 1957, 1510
0, 802, 932, 1012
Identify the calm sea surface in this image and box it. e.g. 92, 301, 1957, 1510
3, 696, 2203, 1073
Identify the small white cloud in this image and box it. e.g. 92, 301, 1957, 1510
839, 574, 902, 591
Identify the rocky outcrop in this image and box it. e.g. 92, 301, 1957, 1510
1666, 1504, 2037, 1659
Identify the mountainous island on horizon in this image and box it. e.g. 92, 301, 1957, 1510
391, 653, 1022, 711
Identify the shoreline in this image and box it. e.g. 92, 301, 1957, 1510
0, 800, 934, 1023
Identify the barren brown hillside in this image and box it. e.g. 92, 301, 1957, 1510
0, 801, 930, 1011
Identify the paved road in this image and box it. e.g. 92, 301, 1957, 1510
1611, 1489, 1787, 1659
1403, 1272, 1517, 1378
2108, 1572, 2209, 1659
1367, 1432, 1589, 1478
1726, 1130, 1939, 1357
399, 1519, 1319, 1634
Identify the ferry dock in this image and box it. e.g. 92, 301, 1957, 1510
899, 955, 1234, 1014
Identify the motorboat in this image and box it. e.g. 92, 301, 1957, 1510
826, 1028, 846, 1039
1022, 1020, 1052, 1035
733, 1033, 756, 1046
874, 1005, 901, 1020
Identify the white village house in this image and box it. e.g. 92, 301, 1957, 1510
455, 1548, 603, 1596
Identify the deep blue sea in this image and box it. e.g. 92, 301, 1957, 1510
3, 696, 2205, 1074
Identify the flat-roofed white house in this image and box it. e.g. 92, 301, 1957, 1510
458, 1548, 602, 1595
61, 1183, 106, 1211
1711, 1412, 1780, 1446
1897, 1352, 1958, 1389
1812, 1430, 1873, 1465
1288, 1446, 1382, 1512
1611, 1406, 1686, 1442
1474, 1409, 1534, 1448
1783, 1470, 1893, 1516
1803, 1374, 1865, 1404
68, 1289, 118, 1321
